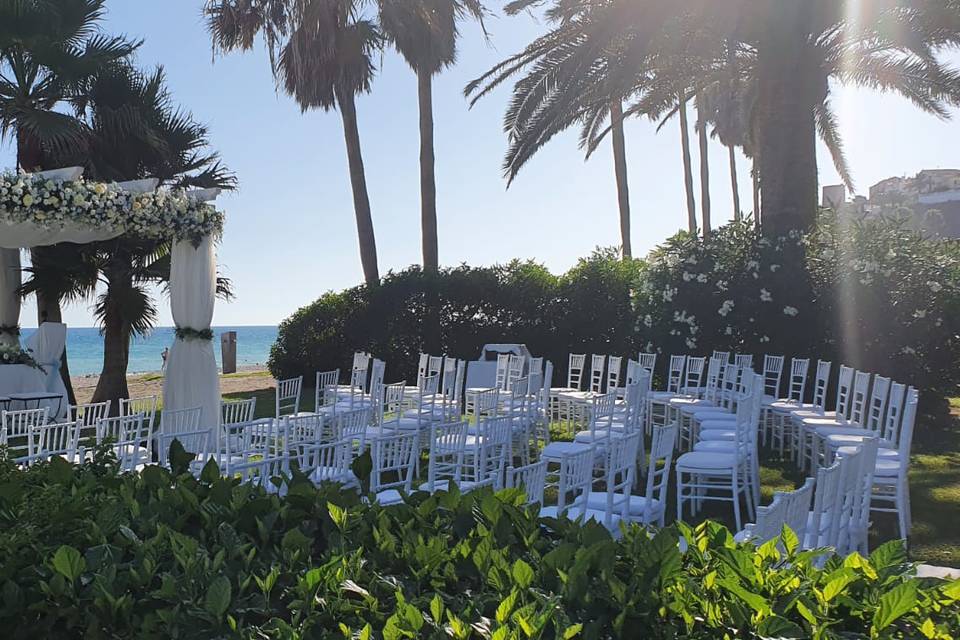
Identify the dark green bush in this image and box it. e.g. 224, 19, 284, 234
1, 448, 958, 639
269, 250, 643, 384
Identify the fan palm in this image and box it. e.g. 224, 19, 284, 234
205, 0, 382, 285
471, 0, 960, 236
24, 63, 236, 407
377, 0, 488, 270
0, 0, 139, 401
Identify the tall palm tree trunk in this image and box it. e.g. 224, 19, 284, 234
337, 90, 380, 286
678, 93, 697, 234
417, 71, 439, 273
728, 145, 741, 221
752, 158, 761, 230
17, 131, 76, 404
92, 276, 131, 414
756, 5, 818, 236
610, 100, 632, 259
695, 91, 711, 237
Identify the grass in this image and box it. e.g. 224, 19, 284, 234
222, 383, 960, 568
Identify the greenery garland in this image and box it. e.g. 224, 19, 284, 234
0, 344, 44, 371
0, 325, 20, 336
174, 327, 214, 341
0, 172, 224, 245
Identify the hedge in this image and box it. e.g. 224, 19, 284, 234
270, 213, 960, 428
1, 446, 958, 638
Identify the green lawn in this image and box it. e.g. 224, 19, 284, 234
223, 384, 960, 568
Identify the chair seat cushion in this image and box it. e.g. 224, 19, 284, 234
835, 444, 899, 460
573, 429, 613, 443
825, 433, 892, 449
694, 440, 736, 452
418, 479, 482, 493
669, 397, 710, 408
698, 430, 736, 442
813, 425, 871, 438
676, 451, 737, 470
769, 400, 812, 413
648, 391, 677, 402
582, 491, 662, 519
374, 489, 404, 505
698, 417, 736, 429
542, 441, 594, 460
693, 410, 735, 423
310, 467, 355, 485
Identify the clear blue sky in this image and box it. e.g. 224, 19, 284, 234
5, 2, 959, 328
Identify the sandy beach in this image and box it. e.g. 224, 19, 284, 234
71, 366, 274, 405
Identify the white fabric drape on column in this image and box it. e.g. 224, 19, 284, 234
0, 248, 21, 348
162, 235, 220, 432
22, 322, 69, 419
0, 222, 122, 249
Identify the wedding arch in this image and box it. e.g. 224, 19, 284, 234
0, 167, 225, 431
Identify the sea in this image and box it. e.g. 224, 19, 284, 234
19, 326, 278, 376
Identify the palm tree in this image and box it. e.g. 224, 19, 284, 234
25, 64, 236, 408
466, 0, 643, 256
472, 1, 960, 235
0, 0, 139, 402
205, 0, 382, 285
676, 92, 696, 233
694, 89, 710, 236
377, 0, 488, 271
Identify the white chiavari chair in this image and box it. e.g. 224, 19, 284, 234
274, 376, 303, 418
369, 430, 418, 505
1, 407, 49, 461
506, 459, 548, 506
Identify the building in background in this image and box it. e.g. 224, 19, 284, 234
822, 169, 960, 237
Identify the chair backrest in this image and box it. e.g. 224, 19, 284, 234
334, 407, 371, 455
718, 364, 740, 411
734, 354, 754, 371
896, 388, 919, 464
380, 381, 407, 427
1, 408, 49, 458
683, 356, 706, 393
762, 355, 785, 398
506, 355, 525, 390
162, 406, 203, 435
566, 353, 586, 389
702, 357, 723, 401
781, 477, 816, 541
555, 446, 596, 518
506, 459, 548, 506
880, 382, 907, 446
588, 354, 606, 393
665, 355, 686, 393
619, 382, 644, 434
637, 352, 657, 375
863, 376, 891, 433
451, 359, 467, 405
505, 377, 530, 418
222, 398, 256, 426
606, 356, 623, 393
33, 420, 81, 462
120, 396, 157, 432
848, 371, 871, 424
595, 431, 641, 528
353, 351, 371, 371
158, 428, 212, 468
750, 493, 789, 544
424, 421, 469, 491
99, 414, 149, 472
370, 430, 418, 495
833, 365, 855, 418
784, 358, 810, 403
473, 387, 500, 418
586, 391, 616, 437
711, 350, 730, 363
416, 353, 429, 386
847, 437, 879, 554
473, 416, 512, 488
494, 354, 510, 390
643, 424, 678, 524
528, 356, 544, 377
296, 439, 353, 484
538, 360, 554, 422
275, 376, 303, 418
808, 459, 846, 549
811, 360, 832, 409
70, 401, 110, 428
427, 355, 444, 378
314, 369, 340, 410
285, 413, 327, 449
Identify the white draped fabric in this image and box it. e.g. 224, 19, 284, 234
162, 235, 220, 432
0, 221, 122, 249
22, 322, 69, 419
0, 248, 20, 348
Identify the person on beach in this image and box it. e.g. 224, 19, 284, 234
161, 347, 169, 371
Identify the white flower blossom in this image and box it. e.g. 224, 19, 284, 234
783, 306, 799, 317
718, 300, 735, 317
913, 309, 927, 319
928, 281, 943, 293
760, 288, 772, 302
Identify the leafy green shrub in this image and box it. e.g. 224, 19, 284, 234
636, 214, 960, 422
1, 448, 958, 638
269, 251, 643, 384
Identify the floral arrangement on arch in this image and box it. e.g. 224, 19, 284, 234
0, 344, 44, 371
0, 172, 224, 244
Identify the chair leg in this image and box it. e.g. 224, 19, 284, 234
731, 473, 742, 531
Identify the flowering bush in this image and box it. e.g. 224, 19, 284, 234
0, 344, 43, 371
0, 172, 224, 243
636, 214, 960, 405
